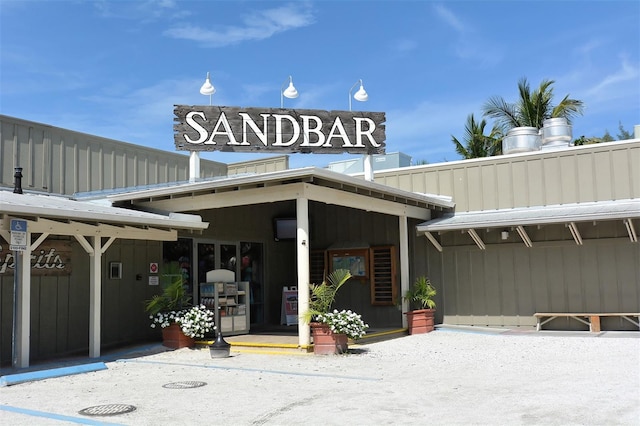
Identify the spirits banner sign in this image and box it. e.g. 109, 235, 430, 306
174, 105, 386, 155
0, 240, 72, 275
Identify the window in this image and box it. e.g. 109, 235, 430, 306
328, 248, 369, 279
311, 245, 398, 305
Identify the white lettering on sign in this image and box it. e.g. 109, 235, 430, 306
174, 106, 386, 154
0, 242, 72, 275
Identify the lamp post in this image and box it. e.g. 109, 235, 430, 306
281, 75, 299, 108
349, 79, 373, 181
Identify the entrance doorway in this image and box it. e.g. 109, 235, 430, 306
194, 240, 264, 326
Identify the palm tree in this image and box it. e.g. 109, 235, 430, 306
452, 114, 502, 159
482, 78, 584, 133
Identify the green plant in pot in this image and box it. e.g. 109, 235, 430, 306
145, 262, 191, 316
403, 276, 437, 334
303, 269, 369, 354
145, 262, 215, 346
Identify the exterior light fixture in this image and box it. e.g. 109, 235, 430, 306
349, 79, 368, 111
281, 75, 299, 108
501, 230, 509, 240
350, 79, 372, 181
192, 72, 216, 182
200, 72, 216, 105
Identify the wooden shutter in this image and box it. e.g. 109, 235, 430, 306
309, 250, 326, 285
369, 245, 397, 305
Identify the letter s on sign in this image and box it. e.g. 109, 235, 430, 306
184, 111, 208, 144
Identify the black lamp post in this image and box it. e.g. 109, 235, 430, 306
13, 167, 23, 194
209, 299, 230, 358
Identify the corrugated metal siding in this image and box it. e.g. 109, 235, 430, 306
431, 239, 640, 330
0, 115, 228, 195
375, 140, 640, 212
0, 238, 167, 363
227, 156, 289, 175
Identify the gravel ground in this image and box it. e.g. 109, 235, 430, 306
1, 329, 639, 425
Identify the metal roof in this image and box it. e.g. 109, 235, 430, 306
416, 199, 640, 232
107, 167, 455, 210
417, 198, 640, 232
0, 190, 208, 240
416, 198, 640, 250
105, 167, 455, 220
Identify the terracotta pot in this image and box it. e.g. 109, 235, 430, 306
310, 322, 348, 355
161, 323, 195, 349
405, 309, 435, 334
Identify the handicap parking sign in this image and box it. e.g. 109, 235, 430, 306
10, 219, 28, 251
11, 219, 27, 232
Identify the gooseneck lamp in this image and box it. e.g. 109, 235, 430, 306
200, 72, 216, 105
349, 79, 368, 111
281, 75, 299, 108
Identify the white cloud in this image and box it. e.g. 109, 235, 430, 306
431, 3, 502, 68
433, 3, 466, 33
93, 0, 181, 21
393, 38, 419, 53
586, 56, 639, 99
164, 3, 315, 47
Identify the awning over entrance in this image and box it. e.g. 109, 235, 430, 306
106, 166, 455, 218
1, 190, 208, 238
417, 198, 640, 250
106, 167, 456, 348
0, 189, 209, 368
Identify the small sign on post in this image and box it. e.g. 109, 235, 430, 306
10, 219, 27, 252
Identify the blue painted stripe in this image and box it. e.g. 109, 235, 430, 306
118, 358, 381, 381
0, 362, 108, 387
0, 404, 123, 425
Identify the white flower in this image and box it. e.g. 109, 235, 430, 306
316, 309, 369, 339
149, 305, 216, 339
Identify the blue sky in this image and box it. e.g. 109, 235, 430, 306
1, 0, 639, 169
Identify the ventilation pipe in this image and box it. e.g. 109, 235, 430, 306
541, 118, 573, 150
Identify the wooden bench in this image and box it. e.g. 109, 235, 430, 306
534, 313, 640, 332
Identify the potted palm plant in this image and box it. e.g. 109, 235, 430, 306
145, 262, 215, 348
403, 276, 437, 334
303, 269, 369, 355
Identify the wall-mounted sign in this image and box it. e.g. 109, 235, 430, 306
174, 106, 386, 155
0, 240, 72, 275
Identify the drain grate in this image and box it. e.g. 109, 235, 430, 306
163, 381, 207, 389
78, 404, 137, 416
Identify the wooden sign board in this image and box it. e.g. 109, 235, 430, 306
174, 105, 386, 155
0, 240, 73, 276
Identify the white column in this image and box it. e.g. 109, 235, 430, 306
13, 243, 31, 368
189, 151, 200, 182
89, 236, 102, 358
296, 197, 311, 348
363, 154, 374, 181
399, 215, 410, 327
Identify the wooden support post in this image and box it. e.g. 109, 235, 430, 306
589, 315, 601, 333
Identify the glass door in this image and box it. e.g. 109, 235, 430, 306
195, 240, 264, 326
240, 242, 263, 325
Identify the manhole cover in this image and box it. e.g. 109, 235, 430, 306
162, 381, 207, 389
78, 404, 136, 416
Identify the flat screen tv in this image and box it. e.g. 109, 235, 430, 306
273, 218, 296, 241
